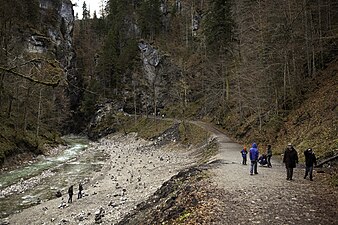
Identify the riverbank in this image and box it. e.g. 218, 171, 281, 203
3, 132, 197, 224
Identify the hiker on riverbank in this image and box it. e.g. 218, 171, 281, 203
283, 143, 298, 180
304, 148, 317, 181
266, 144, 272, 168
249, 143, 259, 175
78, 182, 83, 199
68, 185, 73, 203
241, 146, 248, 165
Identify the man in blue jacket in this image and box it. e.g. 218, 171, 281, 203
249, 143, 259, 175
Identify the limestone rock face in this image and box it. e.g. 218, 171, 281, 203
134, 40, 182, 114
27, 0, 74, 66
20, 0, 76, 99
25, 0, 79, 111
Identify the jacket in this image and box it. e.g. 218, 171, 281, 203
249, 143, 259, 161
304, 150, 317, 167
283, 147, 298, 168
267, 146, 272, 156
241, 149, 248, 158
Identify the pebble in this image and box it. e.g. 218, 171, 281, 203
5, 132, 193, 224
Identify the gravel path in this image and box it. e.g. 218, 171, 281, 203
195, 121, 338, 225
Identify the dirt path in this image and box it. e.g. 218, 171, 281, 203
195, 121, 338, 225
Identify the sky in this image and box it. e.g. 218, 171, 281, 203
72, 0, 105, 19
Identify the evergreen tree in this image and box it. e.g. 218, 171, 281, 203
82, 1, 90, 20
138, 0, 162, 40
98, 0, 138, 98
204, 0, 234, 56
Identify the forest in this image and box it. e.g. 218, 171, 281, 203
0, 0, 337, 164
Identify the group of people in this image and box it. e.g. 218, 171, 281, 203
282, 143, 317, 180
241, 143, 272, 175
240, 143, 317, 180
67, 182, 84, 203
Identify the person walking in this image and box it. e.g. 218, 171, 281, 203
304, 148, 317, 181
266, 144, 272, 168
249, 143, 259, 175
68, 185, 73, 203
78, 182, 83, 199
241, 146, 248, 165
283, 143, 298, 180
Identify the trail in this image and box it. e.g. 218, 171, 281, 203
194, 121, 337, 225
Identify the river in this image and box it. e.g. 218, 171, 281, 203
0, 135, 108, 219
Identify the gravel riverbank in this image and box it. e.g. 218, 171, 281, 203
3, 132, 196, 225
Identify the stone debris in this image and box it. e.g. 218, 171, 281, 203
6, 132, 195, 225
94, 206, 105, 223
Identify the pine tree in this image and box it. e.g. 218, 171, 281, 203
204, 0, 234, 56
97, 0, 138, 98
82, 1, 90, 20
138, 0, 162, 40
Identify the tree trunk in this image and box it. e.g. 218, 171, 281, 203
36, 89, 42, 138
304, 0, 311, 77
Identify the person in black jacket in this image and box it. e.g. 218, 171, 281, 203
78, 182, 83, 199
283, 143, 298, 180
266, 144, 272, 168
68, 185, 73, 203
304, 148, 317, 181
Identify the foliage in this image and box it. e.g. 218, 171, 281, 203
0, 117, 62, 165
137, 0, 162, 40
203, 0, 234, 56
0, 0, 40, 26
3, 0, 337, 168
0, 0, 70, 166
82, 1, 90, 20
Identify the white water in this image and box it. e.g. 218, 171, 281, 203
0, 136, 107, 218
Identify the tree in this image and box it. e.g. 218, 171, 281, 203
204, 0, 234, 56
82, 1, 90, 20
138, 0, 162, 40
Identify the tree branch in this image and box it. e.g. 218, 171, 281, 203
0, 66, 60, 87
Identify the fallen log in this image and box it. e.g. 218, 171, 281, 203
315, 154, 338, 167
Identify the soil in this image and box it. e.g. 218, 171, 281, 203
2, 123, 337, 225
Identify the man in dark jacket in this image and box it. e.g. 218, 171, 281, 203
249, 143, 259, 175
283, 143, 298, 180
266, 144, 272, 168
304, 148, 317, 181
78, 182, 83, 199
68, 185, 73, 203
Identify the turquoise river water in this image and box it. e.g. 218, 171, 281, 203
0, 136, 108, 218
